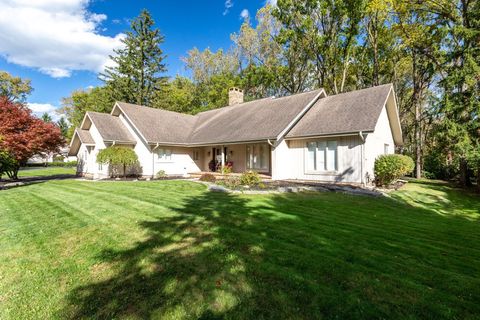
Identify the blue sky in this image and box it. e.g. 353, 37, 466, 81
0, 0, 271, 119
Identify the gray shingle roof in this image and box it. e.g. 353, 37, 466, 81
286, 84, 393, 138
81, 84, 394, 147
75, 129, 94, 144
87, 111, 136, 143
189, 89, 323, 144
116, 102, 197, 144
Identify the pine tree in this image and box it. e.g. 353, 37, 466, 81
101, 10, 167, 106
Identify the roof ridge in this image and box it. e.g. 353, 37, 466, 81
116, 101, 197, 118
195, 88, 324, 116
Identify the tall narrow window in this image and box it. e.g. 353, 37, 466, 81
326, 141, 337, 171
384, 144, 389, 154
307, 142, 316, 171
246, 143, 269, 171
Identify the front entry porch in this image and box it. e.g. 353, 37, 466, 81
193, 143, 272, 175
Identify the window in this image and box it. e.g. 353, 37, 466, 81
246, 143, 269, 171
84, 150, 88, 161
157, 148, 172, 161
384, 144, 389, 154
193, 150, 200, 161
305, 140, 337, 172
98, 163, 103, 170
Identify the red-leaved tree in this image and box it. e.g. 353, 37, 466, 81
0, 97, 64, 179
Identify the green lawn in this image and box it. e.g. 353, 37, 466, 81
17, 166, 76, 178
0, 179, 479, 319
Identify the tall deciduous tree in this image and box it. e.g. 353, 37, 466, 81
0, 71, 32, 102
0, 97, 64, 179
275, 0, 364, 94
422, 0, 480, 187
101, 10, 167, 106
60, 86, 115, 137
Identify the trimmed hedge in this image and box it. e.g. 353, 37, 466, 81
374, 154, 414, 186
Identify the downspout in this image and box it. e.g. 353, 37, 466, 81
358, 131, 365, 186
151, 143, 160, 178
267, 139, 275, 147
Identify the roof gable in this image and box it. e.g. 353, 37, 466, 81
83, 111, 136, 143
113, 102, 197, 144
286, 84, 395, 139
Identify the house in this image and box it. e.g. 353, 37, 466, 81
68, 84, 402, 184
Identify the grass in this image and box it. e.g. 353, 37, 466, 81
0, 179, 479, 319
16, 166, 76, 178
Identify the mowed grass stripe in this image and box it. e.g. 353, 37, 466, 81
0, 178, 479, 319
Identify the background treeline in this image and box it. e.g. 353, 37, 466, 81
60, 1, 479, 187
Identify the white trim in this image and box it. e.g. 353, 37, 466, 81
286, 131, 373, 141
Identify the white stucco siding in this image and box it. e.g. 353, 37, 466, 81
275, 136, 363, 183
118, 113, 154, 177
76, 122, 108, 178
271, 139, 291, 180
364, 105, 395, 182
153, 146, 201, 176
88, 122, 108, 178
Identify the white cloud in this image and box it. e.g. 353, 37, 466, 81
223, 0, 233, 15
240, 9, 249, 20
0, 0, 125, 78
266, 0, 277, 7
28, 102, 62, 121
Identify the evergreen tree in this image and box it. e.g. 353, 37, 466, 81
41, 112, 52, 123
101, 10, 167, 106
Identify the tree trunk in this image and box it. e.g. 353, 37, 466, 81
477, 168, 480, 193
123, 163, 126, 180
459, 157, 468, 187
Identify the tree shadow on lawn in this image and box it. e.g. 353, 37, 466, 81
60, 186, 480, 319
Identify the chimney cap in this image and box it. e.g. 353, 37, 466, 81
229, 87, 243, 92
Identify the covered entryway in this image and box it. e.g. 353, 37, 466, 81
201, 143, 271, 175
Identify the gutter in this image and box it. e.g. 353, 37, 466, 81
151, 143, 160, 178
358, 131, 365, 186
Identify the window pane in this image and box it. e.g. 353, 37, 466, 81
166, 149, 172, 160
326, 141, 337, 171
307, 142, 316, 171
317, 141, 326, 171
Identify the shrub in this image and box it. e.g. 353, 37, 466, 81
374, 154, 414, 186
199, 173, 216, 183
53, 155, 64, 162
223, 176, 241, 189
240, 170, 261, 186
97, 146, 138, 178
156, 170, 167, 179
221, 165, 232, 175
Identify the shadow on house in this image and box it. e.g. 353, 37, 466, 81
59, 183, 480, 319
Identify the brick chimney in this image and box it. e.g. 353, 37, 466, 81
228, 87, 244, 106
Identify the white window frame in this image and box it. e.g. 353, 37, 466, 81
305, 140, 338, 174
157, 148, 172, 162
384, 143, 389, 154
